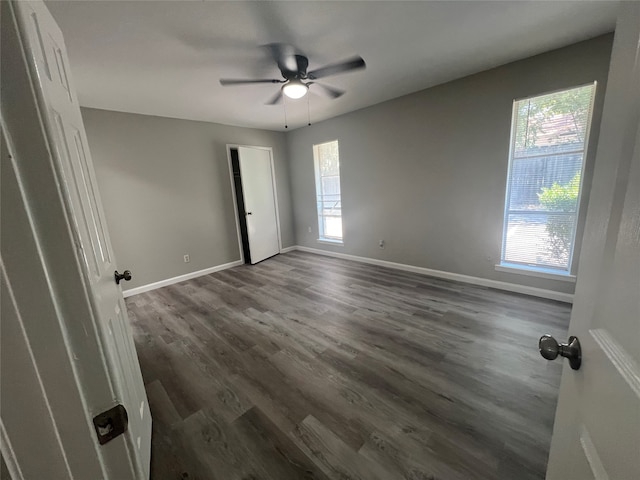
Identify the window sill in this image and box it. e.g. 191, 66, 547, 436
495, 263, 576, 283
317, 238, 343, 246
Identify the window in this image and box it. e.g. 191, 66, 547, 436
500, 83, 596, 275
313, 140, 343, 243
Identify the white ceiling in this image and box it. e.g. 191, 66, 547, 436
46, 1, 618, 131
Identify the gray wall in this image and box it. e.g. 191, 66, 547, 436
82, 108, 293, 289
286, 35, 614, 295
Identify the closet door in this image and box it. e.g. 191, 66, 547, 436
238, 146, 280, 264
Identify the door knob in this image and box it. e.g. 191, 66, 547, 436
539, 334, 581, 370
114, 270, 132, 285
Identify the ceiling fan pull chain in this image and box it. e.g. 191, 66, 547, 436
283, 96, 288, 129
307, 94, 311, 126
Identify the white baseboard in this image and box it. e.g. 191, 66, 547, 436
123, 259, 244, 298
292, 246, 573, 304
123, 248, 573, 303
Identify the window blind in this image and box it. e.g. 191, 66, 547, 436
313, 140, 343, 241
501, 84, 596, 272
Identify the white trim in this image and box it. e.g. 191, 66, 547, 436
122, 260, 243, 297
590, 329, 640, 401
122, 248, 575, 302
268, 148, 284, 253
293, 246, 573, 303
568, 82, 598, 272
225, 146, 245, 263
495, 263, 576, 282
580, 425, 610, 480
317, 238, 344, 246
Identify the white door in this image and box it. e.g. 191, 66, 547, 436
2, 1, 151, 478
238, 146, 281, 264
545, 4, 640, 479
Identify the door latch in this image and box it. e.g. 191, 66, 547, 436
93, 404, 128, 445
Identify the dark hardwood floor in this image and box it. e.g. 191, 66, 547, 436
126, 251, 570, 480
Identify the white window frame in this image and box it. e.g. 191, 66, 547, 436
498, 83, 597, 279
313, 140, 343, 244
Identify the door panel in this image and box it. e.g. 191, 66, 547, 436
545, 4, 640, 479
9, 1, 151, 477
0, 149, 82, 480
238, 146, 281, 264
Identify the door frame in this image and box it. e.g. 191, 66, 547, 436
225, 144, 283, 263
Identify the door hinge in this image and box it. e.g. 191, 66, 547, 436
93, 404, 128, 445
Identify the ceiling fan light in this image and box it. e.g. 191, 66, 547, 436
282, 80, 308, 99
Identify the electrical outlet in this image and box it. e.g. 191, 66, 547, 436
308, 226, 312, 233
183, 254, 190, 263
379, 240, 385, 249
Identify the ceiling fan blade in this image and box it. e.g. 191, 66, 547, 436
295, 55, 309, 76
307, 56, 366, 80
219, 78, 283, 86
266, 43, 299, 76
310, 82, 345, 99
265, 90, 283, 105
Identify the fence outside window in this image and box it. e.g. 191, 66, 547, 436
313, 140, 343, 242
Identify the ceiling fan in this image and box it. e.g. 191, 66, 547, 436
219, 44, 366, 105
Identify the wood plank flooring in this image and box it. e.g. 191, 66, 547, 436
126, 251, 570, 480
